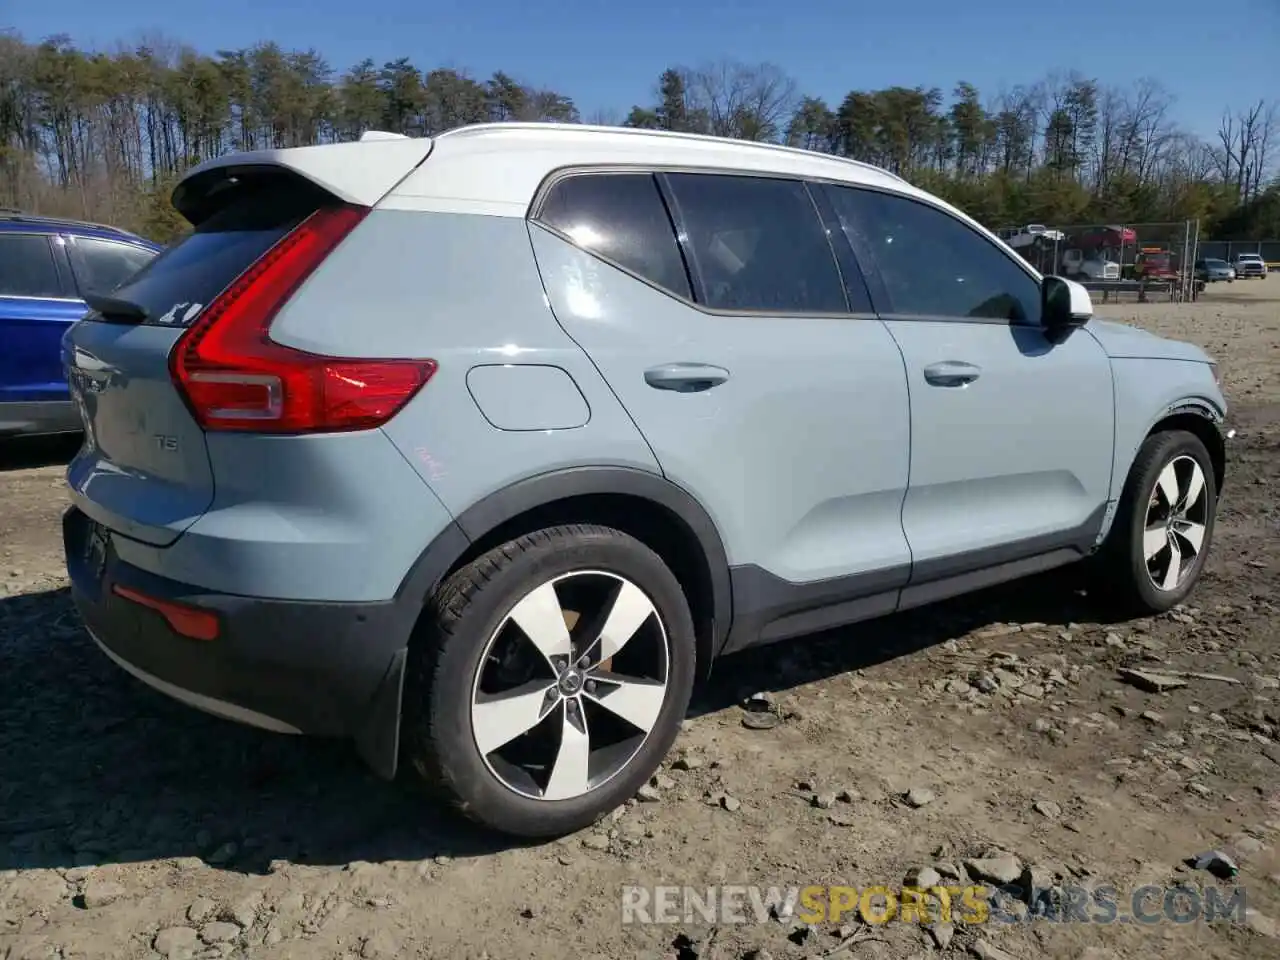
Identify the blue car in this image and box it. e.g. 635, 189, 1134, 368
0, 211, 161, 437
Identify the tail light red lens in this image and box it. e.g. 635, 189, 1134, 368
171, 203, 436, 433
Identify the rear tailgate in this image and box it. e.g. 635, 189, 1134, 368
64, 137, 433, 547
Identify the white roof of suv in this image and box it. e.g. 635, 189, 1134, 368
386, 123, 918, 218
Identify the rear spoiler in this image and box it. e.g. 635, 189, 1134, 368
172, 137, 434, 225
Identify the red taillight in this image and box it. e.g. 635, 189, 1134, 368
171, 203, 437, 433
112, 585, 220, 642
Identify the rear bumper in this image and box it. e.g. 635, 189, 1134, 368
62, 505, 419, 777
0, 400, 81, 437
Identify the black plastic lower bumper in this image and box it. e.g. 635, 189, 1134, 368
62, 506, 418, 777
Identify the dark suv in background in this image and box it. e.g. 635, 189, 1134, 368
0, 211, 160, 438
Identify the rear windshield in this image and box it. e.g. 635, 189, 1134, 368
112, 174, 330, 327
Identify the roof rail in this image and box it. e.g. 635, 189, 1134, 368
0, 209, 140, 236
433, 122, 908, 184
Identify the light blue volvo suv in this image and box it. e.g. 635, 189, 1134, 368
61, 124, 1227, 838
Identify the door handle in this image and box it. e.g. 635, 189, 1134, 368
923, 361, 981, 387
644, 363, 730, 392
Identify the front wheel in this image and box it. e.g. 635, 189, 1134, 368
1093, 430, 1217, 615
403, 524, 696, 838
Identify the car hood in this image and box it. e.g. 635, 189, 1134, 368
1087, 318, 1214, 363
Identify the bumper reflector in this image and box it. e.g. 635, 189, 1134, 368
111, 585, 220, 642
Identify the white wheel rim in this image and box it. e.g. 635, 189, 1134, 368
1143, 455, 1209, 593
469, 570, 670, 801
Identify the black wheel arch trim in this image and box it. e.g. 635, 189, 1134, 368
1163, 397, 1224, 423
1144, 399, 1228, 493
392, 465, 734, 662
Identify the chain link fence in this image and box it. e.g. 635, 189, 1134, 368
995, 220, 1203, 302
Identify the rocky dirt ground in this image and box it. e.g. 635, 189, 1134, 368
1, 282, 1277, 960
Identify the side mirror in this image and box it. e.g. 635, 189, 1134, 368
1042, 275, 1092, 340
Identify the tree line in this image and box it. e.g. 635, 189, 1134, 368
2, 30, 1277, 243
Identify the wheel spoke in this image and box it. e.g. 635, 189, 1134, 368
586, 671, 667, 733
472, 681, 557, 755
590, 581, 657, 661
1179, 464, 1205, 514
472, 569, 672, 803
508, 582, 572, 666
543, 703, 591, 800
1156, 461, 1180, 510
1160, 534, 1183, 591
1175, 520, 1206, 555
1143, 524, 1168, 561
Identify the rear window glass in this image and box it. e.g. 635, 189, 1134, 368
112, 176, 328, 327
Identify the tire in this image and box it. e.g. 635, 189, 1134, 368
403, 524, 696, 838
1094, 430, 1217, 615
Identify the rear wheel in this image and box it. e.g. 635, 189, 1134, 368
1094, 430, 1217, 615
403, 524, 695, 838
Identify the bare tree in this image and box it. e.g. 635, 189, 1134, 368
687, 60, 798, 142
1126, 79, 1174, 182
1165, 133, 1217, 182
1217, 100, 1277, 201
1249, 102, 1277, 198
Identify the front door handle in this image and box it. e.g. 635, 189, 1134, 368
923, 360, 982, 387
644, 363, 730, 393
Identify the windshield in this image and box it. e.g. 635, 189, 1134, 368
1238, 254, 1262, 261
1206, 259, 1228, 268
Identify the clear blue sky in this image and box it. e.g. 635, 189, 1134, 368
8, 0, 1278, 139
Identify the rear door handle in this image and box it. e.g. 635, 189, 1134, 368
644, 363, 730, 392
923, 361, 981, 387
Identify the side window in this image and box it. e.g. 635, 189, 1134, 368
70, 237, 158, 295
0, 234, 64, 298
663, 173, 847, 314
828, 186, 1041, 323
535, 173, 692, 300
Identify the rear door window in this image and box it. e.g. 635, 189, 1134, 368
0, 234, 65, 298
662, 173, 848, 314
69, 237, 157, 295
110, 175, 329, 327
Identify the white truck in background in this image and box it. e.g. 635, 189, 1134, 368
1060, 248, 1121, 280
998, 223, 1067, 250
1232, 252, 1268, 279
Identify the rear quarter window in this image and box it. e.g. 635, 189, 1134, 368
535, 172, 693, 300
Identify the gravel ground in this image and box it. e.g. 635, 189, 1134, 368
2, 281, 1278, 960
